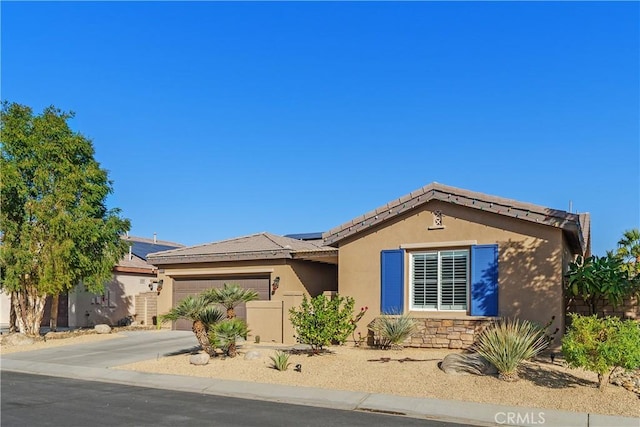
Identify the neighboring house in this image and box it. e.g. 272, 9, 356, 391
150, 182, 592, 348
68, 235, 184, 328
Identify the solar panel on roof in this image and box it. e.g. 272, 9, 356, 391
284, 232, 324, 240
131, 241, 182, 261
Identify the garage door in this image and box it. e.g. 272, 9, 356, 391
172, 276, 270, 331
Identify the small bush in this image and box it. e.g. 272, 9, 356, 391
289, 294, 358, 353
210, 318, 249, 358
269, 351, 292, 371
562, 314, 640, 390
371, 312, 416, 349
474, 317, 550, 381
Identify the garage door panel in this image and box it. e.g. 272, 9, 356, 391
172, 276, 270, 331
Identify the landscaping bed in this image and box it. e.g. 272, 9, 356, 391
117, 342, 640, 418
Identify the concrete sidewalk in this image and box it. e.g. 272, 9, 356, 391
1, 331, 638, 427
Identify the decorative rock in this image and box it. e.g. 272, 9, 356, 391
610, 367, 640, 397
439, 353, 497, 376
292, 344, 312, 351
94, 324, 112, 334
244, 351, 262, 360
3, 333, 35, 346
190, 353, 210, 365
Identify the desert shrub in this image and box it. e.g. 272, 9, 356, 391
210, 318, 249, 358
371, 312, 416, 349
269, 351, 292, 371
288, 294, 357, 352
562, 313, 640, 390
474, 317, 550, 381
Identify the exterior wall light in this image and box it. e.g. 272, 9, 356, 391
271, 276, 280, 295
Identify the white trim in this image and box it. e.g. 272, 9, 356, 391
400, 240, 477, 250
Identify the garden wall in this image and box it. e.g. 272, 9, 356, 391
567, 296, 639, 320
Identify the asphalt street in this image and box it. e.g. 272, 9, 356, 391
1, 371, 469, 427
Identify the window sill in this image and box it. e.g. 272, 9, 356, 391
407, 311, 497, 320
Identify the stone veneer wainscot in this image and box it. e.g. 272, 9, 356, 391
398, 318, 495, 349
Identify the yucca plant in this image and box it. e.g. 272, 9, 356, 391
204, 283, 259, 319
474, 317, 550, 381
269, 351, 292, 371
372, 312, 417, 349
211, 318, 249, 358
159, 295, 225, 356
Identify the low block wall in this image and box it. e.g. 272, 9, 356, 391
246, 300, 284, 344
567, 296, 639, 320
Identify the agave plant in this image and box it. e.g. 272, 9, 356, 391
372, 312, 417, 349
212, 318, 249, 357
269, 351, 292, 371
159, 295, 225, 356
204, 283, 259, 319
474, 317, 550, 381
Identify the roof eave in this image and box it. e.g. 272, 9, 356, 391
147, 250, 293, 266
323, 183, 585, 246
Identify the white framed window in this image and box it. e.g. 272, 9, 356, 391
410, 249, 469, 311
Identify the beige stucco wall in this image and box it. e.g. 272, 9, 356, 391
155, 258, 338, 343
69, 272, 155, 327
337, 200, 567, 343
0, 291, 10, 329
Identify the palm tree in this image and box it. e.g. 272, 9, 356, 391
616, 228, 640, 276
204, 283, 259, 319
159, 295, 224, 356
212, 318, 249, 358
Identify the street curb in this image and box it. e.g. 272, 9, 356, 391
1, 358, 638, 427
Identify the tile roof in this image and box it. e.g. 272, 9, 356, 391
147, 232, 337, 265
322, 182, 590, 255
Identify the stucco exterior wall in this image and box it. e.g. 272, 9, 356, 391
0, 291, 10, 329
155, 258, 337, 341
337, 200, 566, 344
69, 272, 155, 327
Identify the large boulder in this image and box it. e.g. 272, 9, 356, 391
3, 333, 36, 346
190, 353, 210, 365
439, 353, 497, 376
94, 324, 112, 334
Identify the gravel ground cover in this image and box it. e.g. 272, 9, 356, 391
3, 331, 638, 417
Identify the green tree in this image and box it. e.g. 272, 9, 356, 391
0, 102, 130, 335
159, 295, 225, 356
562, 314, 640, 390
288, 294, 357, 353
565, 254, 638, 316
613, 228, 640, 277
203, 283, 259, 319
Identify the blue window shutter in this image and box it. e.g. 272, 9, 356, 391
470, 244, 499, 316
381, 249, 404, 313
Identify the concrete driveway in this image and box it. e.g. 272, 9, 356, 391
1, 330, 198, 368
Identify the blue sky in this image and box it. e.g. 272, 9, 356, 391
2, 1, 638, 256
